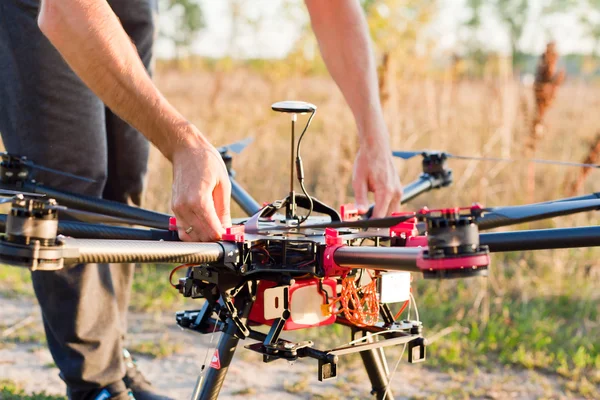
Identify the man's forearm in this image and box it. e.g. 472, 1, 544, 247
305, 0, 388, 147
38, 0, 208, 160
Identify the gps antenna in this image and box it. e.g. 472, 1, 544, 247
271, 101, 317, 225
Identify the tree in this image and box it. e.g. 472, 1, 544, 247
545, 0, 600, 56
161, 0, 205, 60
494, 0, 530, 66
580, 0, 600, 56
463, 0, 488, 73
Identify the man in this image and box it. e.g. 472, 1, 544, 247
0, 0, 402, 399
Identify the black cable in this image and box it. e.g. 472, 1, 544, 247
298, 180, 313, 224
296, 111, 316, 156
296, 111, 316, 225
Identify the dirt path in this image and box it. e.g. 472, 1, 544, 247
0, 297, 582, 399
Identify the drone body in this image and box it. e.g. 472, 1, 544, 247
0, 102, 599, 400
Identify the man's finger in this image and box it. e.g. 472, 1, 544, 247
352, 175, 370, 213
213, 180, 232, 228
191, 195, 225, 242
175, 216, 195, 242
172, 200, 200, 242
387, 192, 402, 216
372, 191, 392, 219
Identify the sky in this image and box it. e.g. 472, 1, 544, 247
155, 0, 598, 60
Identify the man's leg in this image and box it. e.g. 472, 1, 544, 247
101, 2, 172, 399
0, 1, 129, 397
104, 0, 155, 208
102, 0, 155, 353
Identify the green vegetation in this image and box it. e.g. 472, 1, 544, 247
282, 374, 311, 394
0, 263, 188, 312
129, 264, 188, 311
127, 338, 184, 359
0, 267, 32, 298
0, 380, 65, 400
409, 250, 599, 398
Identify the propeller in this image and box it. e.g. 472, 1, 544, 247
249, 194, 600, 234
217, 137, 254, 155
52, 207, 167, 228
476, 199, 600, 230
1, 153, 96, 183
0, 191, 166, 228
392, 150, 600, 169
0, 189, 45, 199
26, 162, 98, 183
258, 213, 416, 233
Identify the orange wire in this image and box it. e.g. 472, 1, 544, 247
169, 264, 194, 289
329, 273, 380, 327
394, 300, 409, 321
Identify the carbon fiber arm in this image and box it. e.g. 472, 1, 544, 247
21, 182, 171, 228
60, 238, 232, 265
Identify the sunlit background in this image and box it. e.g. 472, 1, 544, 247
1, 1, 599, 398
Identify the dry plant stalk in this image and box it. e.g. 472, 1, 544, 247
567, 133, 600, 195
378, 52, 391, 108
377, 51, 402, 148
530, 42, 565, 150
526, 42, 565, 201
209, 70, 224, 113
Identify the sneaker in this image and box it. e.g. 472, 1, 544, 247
93, 388, 136, 400
67, 382, 135, 400
123, 349, 174, 400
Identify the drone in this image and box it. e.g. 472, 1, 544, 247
1, 101, 600, 400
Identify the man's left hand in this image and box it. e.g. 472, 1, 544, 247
352, 138, 403, 218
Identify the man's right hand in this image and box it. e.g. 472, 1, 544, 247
170, 129, 232, 242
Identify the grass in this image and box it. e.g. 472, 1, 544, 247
0, 263, 190, 312
282, 373, 311, 394
230, 387, 257, 396
127, 337, 184, 359
0, 268, 32, 299
0, 314, 46, 349
413, 252, 599, 381
3, 67, 600, 397
0, 381, 65, 400
129, 264, 189, 312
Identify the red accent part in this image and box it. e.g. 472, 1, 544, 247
248, 278, 337, 330
323, 245, 347, 277
209, 349, 221, 370
389, 211, 419, 239
422, 206, 484, 219
340, 204, 359, 221
392, 211, 417, 218
417, 207, 430, 217
439, 207, 461, 214
325, 228, 343, 246
323, 229, 348, 277
417, 252, 490, 271
470, 203, 484, 211
222, 225, 245, 242
428, 207, 461, 219
168, 217, 178, 231
406, 235, 428, 247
